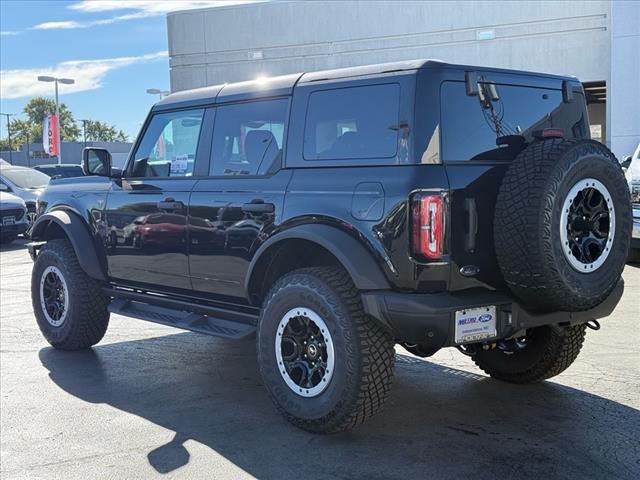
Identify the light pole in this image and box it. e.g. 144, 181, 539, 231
79, 119, 89, 148
37, 76, 75, 164
0, 112, 14, 164
146, 88, 170, 100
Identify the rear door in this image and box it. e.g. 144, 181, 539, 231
105, 108, 206, 291
189, 98, 292, 301
439, 76, 589, 291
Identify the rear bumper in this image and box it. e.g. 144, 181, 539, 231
361, 279, 624, 349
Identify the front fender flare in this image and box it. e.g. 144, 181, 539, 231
30, 210, 107, 281
245, 223, 391, 295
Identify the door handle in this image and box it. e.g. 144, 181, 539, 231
157, 198, 184, 211
242, 199, 274, 214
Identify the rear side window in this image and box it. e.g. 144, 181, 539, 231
440, 81, 588, 161
210, 99, 287, 176
303, 84, 400, 160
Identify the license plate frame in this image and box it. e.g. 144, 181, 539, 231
2, 216, 15, 226
454, 305, 497, 344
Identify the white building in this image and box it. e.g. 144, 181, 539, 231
166, 0, 639, 158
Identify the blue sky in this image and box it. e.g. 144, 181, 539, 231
0, 1, 251, 140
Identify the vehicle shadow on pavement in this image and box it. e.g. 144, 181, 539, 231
39, 333, 640, 480
0, 237, 28, 253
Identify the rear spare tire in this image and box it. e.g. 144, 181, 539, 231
495, 139, 631, 311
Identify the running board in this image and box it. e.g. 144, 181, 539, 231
108, 299, 256, 340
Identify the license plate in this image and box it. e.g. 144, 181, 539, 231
2, 216, 15, 226
454, 306, 497, 344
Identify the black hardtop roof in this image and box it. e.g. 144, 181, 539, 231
153, 59, 577, 111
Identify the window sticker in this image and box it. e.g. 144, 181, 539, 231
171, 154, 188, 175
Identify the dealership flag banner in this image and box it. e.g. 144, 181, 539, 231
43, 114, 59, 156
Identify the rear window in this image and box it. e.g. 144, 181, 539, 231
303, 84, 400, 160
440, 81, 588, 161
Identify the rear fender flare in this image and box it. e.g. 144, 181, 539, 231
245, 223, 390, 297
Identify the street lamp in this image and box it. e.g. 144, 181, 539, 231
0, 112, 15, 164
78, 119, 89, 148
37, 75, 75, 164
146, 88, 170, 100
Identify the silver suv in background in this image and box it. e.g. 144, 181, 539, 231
624, 143, 640, 262
0, 191, 29, 244
0, 164, 50, 228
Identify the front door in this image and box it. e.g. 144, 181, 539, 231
105, 108, 205, 291
189, 98, 291, 301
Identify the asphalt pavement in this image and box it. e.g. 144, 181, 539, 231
1, 238, 639, 479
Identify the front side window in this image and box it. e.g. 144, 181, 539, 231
210, 99, 288, 176
303, 84, 400, 160
130, 109, 204, 178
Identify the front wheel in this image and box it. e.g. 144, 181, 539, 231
257, 267, 395, 433
472, 324, 587, 384
31, 239, 110, 350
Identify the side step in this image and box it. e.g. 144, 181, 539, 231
108, 299, 256, 340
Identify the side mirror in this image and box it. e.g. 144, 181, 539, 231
82, 148, 112, 177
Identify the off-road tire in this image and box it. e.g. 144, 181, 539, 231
472, 324, 587, 383
495, 138, 631, 311
32, 239, 110, 350
257, 267, 395, 434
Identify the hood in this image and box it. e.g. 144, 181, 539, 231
0, 191, 27, 208
10, 187, 42, 203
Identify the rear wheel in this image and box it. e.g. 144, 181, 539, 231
257, 267, 395, 433
472, 324, 587, 383
31, 239, 110, 350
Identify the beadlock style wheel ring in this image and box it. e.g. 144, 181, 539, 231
560, 178, 615, 273
39, 265, 69, 327
275, 308, 335, 398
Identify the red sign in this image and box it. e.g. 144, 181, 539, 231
42, 114, 59, 156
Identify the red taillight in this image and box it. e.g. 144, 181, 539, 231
412, 194, 444, 259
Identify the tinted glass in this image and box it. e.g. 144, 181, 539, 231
210, 99, 287, 176
0, 167, 50, 188
440, 81, 588, 161
303, 84, 400, 160
130, 109, 204, 178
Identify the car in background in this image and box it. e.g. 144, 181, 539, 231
0, 164, 50, 229
33, 164, 85, 179
625, 143, 640, 263
0, 191, 29, 244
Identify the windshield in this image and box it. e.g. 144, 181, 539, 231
0, 168, 50, 189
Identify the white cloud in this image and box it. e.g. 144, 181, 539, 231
0, 51, 167, 99
68, 1, 253, 14
30, 1, 257, 30
1, 30, 20, 36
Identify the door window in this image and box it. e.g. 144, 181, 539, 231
129, 109, 204, 178
210, 99, 288, 176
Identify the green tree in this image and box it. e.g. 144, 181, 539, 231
22, 97, 80, 142
83, 120, 128, 142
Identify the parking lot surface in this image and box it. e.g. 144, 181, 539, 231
1, 238, 639, 479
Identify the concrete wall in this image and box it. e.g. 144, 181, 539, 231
609, 1, 640, 158
167, 0, 638, 157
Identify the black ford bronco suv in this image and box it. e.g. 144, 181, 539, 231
29, 60, 631, 433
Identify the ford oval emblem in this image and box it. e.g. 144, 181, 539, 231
460, 265, 480, 277
478, 313, 492, 323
